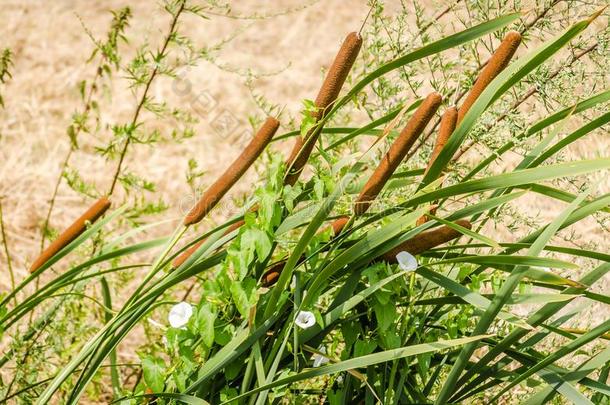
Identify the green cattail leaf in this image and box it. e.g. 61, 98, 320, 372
225, 334, 492, 404
416, 267, 532, 330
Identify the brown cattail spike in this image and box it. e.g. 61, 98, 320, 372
416, 107, 458, 226
30, 197, 112, 273
183, 118, 279, 226
354, 92, 442, 215
425, 107, 457, 176
314, 32, 363, 114
261, 261, 284, 287
285, 32, 363, 186
382, 219, 471, 263
330, 216, 349, 236
457, 31, 521, 124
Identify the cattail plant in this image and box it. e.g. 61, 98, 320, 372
353, 92, 442, 216
457, 31, 522, 123
29, 197, 111, 273
381, 219, 471, 262
416, 32, 521, 225
331, 92, 442, 233
416, 107, 457, 225
284, 32, 363, 186
262, 93, 441, 286
183, 117, 279, 226
173, 119, 279, 267
174, 32, 363, 267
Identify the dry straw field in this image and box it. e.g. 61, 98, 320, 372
0, 0, 609, 403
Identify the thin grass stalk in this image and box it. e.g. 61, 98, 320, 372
284, 32, 363, 186
29, 197, 111, 273
183, 117, 279, 226
0, 199, 15, 302
107, 1, 186, 195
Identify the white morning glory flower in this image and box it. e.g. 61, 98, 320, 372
396, 251, 418, 271
168, 302, 193, 328
295, 310, 316, 329
312, 347, 330, 367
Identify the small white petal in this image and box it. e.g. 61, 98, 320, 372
312, 347, 329, 367
295, 310, 316, 329
168, 302, 193, 328
396, 251, 418, 271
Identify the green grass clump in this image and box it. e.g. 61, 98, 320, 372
0, 1, 609, 404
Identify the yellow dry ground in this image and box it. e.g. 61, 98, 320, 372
0, 0, 608, 403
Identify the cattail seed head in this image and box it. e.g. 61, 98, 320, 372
416, 107, 458, 226
457, 31, 521, 124
330, 216, 349, 236
354, 92, 442, 215
30, 197, 111, 273
314, 32, 363, 114
382, 219, 471, 263
261, 261, 284, 287
183, 117, 279, 226
172, 239, 204, 269
285, 32, 363, 186
425, 107, 457, 176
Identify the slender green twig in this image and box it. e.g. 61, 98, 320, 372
40, 7, 131, 252
108, 0, 187, 196
408, 0, 565, 159
0, 199, 16, 305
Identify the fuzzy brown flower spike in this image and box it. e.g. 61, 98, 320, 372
30, 197, 111, 273
183, 117, 279, 226
457, 31, 521, 124
425, 107, 458, 176
382, 219, 471, 263
285, 32, 363, 186
354, 92, 442, 216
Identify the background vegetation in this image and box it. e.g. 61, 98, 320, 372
0, 0, 608, 403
